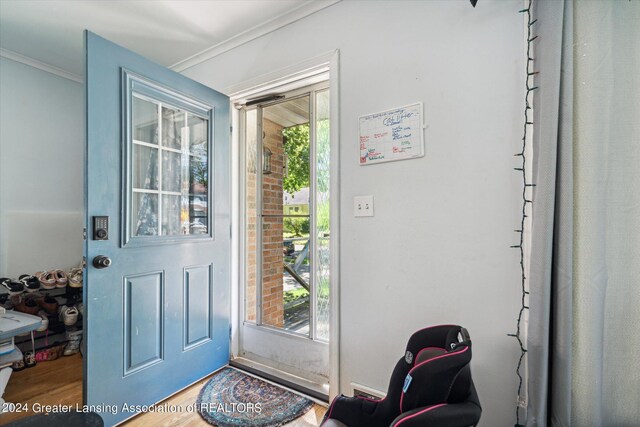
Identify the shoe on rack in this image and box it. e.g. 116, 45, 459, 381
35, 347, 50, 363
64, 339, 81, 356
24, 351, 37, 368
0, 294, 13, 310
64, 328, 83, 356
1, 279, 24, 296
65, 327, 83, 340
18, 275, 40, 293
14, 297, 39, 315
11, 358, 25, 371
53, 270, 68, 288
6, 295, 23, 311
60, 306, 78, 326
38, 295, 59, 315
45, 344, 61, 361
36, 310, 49, 332
36, 271, 56, 290
76, 302, 84, 317
68, 266, 83, 288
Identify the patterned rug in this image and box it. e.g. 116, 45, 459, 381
197, 367, 314, 427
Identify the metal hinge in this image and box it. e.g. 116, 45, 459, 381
83, 228, 87, 240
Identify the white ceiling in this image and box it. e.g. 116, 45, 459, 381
0, 0, 338, 77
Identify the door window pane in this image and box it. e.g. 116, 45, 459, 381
133, 97, 158, 144
261, 215, 286, 328
190, 157, 207, 193
243, 89, 329, 340
162, 151, 182, 193
132, 192, 158, 236
133, 145, 159, 190
315, 89, 330, 341
161, 106, 184, 150
282, 225, 311, 333
261, 97, 311, 332
244, 109, 258, 323
129, 92, 210, 239
188, 114, 208, 152
162, 194, 183, 235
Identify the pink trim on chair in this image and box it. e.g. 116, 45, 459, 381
393, 403, 447, 427
399, 346, 469, 412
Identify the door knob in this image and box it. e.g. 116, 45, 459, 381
93, 255, 112, 269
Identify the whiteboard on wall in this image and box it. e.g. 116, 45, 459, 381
359, 102, 424, 165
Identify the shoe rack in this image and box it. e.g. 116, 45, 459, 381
13, 286, 83, 354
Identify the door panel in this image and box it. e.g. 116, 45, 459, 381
184, 264, 213, 349
123, 272, 164, 375
85, 31, 229, 425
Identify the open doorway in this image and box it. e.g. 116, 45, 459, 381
234, 79, 333, 399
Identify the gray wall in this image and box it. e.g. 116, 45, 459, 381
0, 57, 83, 277
182, 1, 525, 425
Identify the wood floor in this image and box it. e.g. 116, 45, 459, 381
1, 353, 83, 425
1, 355, 326, 426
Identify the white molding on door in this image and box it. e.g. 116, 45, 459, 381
327, 50, 340, 401
229, 49, 340, 400
226, 52, 332, 103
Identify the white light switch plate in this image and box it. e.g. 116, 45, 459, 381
354, 195, 374, 217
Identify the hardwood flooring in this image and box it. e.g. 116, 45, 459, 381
1, 353, 83, 425
1, 355, 326, 426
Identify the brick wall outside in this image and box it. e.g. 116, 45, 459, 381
246, 118, 284, 327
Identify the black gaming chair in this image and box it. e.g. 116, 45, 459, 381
322, 325, 481, 427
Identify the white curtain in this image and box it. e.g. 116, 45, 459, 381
527, 0, 640, 425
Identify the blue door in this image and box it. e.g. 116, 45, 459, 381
84, 31, 229, 426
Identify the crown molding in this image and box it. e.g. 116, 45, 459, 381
0, 1, 341, 82
0, 48, 83, 84
170, 0, 341, 73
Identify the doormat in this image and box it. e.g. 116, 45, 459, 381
196, 367, 314, 427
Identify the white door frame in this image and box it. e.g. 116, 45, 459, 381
228, 50, 340, 400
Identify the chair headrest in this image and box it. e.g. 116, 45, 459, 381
404, 325, 472, 366
414, 347, 447, 364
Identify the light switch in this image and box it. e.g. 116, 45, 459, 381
354, 195, 374, 217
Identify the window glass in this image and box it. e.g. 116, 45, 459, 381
244, 109, 258, 322
315, 89, 331, 341
130, 94, 209, 238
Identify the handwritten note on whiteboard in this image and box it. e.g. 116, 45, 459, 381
359, 103, 424, 165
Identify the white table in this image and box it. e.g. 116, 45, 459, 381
0, 310, 42, 408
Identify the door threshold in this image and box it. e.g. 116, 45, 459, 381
230, 357, 329, 403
